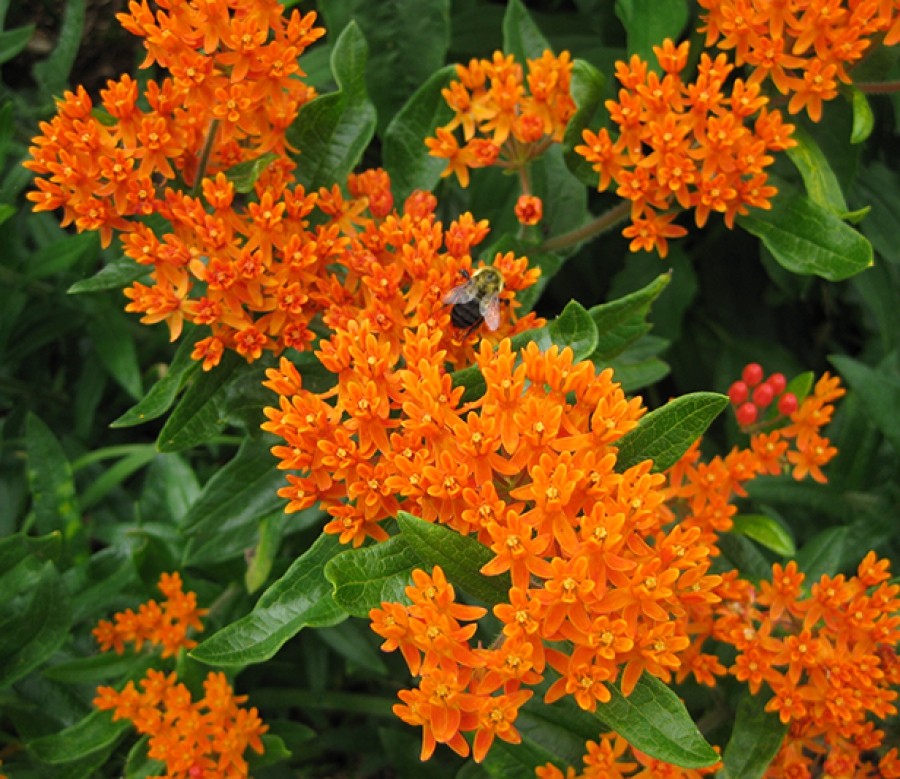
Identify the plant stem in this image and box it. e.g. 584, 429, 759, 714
855, 81, 900, 94
191, 119, 221, 196
538, 199, 631, 253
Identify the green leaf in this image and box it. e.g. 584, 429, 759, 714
784, 371, 814, 404
67, 258, 150, 294
0, 25, 35, 65
563, 59, 608, 187
25, 232, 99, 281
246, 511, 285, 594
352, 0, 451, 137
397, 511, 511, 605
28, 708, 130, 764
79, 447, 158, 510
599, 674, 718, 768
531, 144, 590, 243
287, 22, 377, 191
223, 152, 279, 193
614, 393, 729, 474
588, 272, 671, 361
0, 554, 46, 604
26, 413, 82, 543
546, 300, 599, 362
112, 330, 204, 427
33, 0, 85, 98
181, 437, 287, 566
718, 533, 775, 582
190, 533, 347, 667
482, 736, 563, 778
246, 734, 292, 773
325, 535, 420, 617
86, 301, 143, 400
0, 532, 61, 576
795, 526, 847, 582
316, 619, 388, 675
848, 87, 874, 144
615, 0, 687, 70
729, 515, 796, 557
502, 0, 553, 64
737, 192, 873, 281
785, 125, 848, 214
829, 354, 900, 454
0, 562, 71, 690
155, 351, 244, 452
720, 692, 788, 779
42, 651, 142, 684
383, 65, 456, 204
855, 162, 900, 266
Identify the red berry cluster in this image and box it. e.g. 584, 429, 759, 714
728, 363, 798, 428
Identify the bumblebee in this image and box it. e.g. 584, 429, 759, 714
443, 266, 506, 337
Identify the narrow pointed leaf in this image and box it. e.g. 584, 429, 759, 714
190, 533, 347, 667
738, 192, 872, 281
615, 0, 687, 69
28, 709, 130, 764
224, 152, 279, 193
599, 675, 718, 768
287, 22, 376, 191
589, 273, 671, 361
614, 393, 729, 473
502, 0, 552, 64
325, 535, 420, 617
383, 65, 456, 203
720, 692, 788, 779
849, 87, 874, 144
785, 125, 848, 213
829, 354, 900, 454
563, 59, 607, 187
397, 512, 511, 605
729, 515, 795, 557
26, 413, 82, 542
68, 258, 150, 294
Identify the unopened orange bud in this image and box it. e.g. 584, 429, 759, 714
515, 194, 543, 225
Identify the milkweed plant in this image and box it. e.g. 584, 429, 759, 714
3, 0, 900, 777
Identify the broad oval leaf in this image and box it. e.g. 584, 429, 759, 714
615, 0, 687, 70
86, 300, 143, 400
190, 533, 347, 667
737, 192, 873, 282
325, 535, 420, 617
729, 515, 796, 557
614, 392, 729, 474
352, 0, 451, 137
545, 300, 599, 362
720, 692, 788, 779
397, 511, 511, 605
599, 674, 718, 768
287, 22, 377, 191
383, 64, 456, 204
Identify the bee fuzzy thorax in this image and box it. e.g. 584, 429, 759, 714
443, 266, 506, 335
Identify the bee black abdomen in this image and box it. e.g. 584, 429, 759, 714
451, 300, 483, 330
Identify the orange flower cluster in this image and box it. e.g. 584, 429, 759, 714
93, 572, 207, 657
535, 734, 719, 779
95, 669, 268, 779
576, 40, 796, 257
426, 50, 576, 188
698, 0, 900, 122
24, 0, 341, 367
664, 373, 845, 563
708, 554, 900, 779
371, 566, 532, 762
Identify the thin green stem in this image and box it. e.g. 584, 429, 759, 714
855, 81, 900, 94
190, 119, 221, 197
538, 199, 631, 254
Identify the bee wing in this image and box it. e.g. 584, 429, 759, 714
481, 295, 502, 330
443, 281, 477, 305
